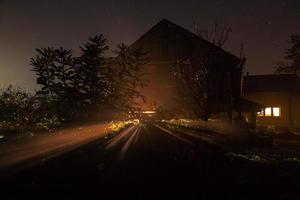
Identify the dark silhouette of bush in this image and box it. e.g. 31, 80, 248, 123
0, 86, 61, 133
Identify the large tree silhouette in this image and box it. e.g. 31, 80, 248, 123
109, 44, 147, 112
75, 35, 110, 107
173, 24, 244, 121
31, 35, 111, 120
31, 35, 147, 121
31, 47, 77, 119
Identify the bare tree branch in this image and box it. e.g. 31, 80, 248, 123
194, 22, 232, 48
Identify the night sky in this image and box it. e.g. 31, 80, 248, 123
0, 0, 299, 91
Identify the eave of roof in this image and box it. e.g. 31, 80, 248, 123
243, 74, 300, 93
235, 98, 264, 112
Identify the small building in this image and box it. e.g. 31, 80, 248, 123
243, 74, 300, 129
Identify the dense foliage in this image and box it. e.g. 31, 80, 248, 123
0, 35, 147, 133
0, 86, 60, 132
109, 44, 148, 112
173, 56, 219, 120
30, 34, 147, 123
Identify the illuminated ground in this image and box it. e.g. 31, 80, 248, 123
1, 122, 300, 199
0, 123, 109, 171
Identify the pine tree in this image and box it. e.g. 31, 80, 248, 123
76, 34, 110, 107
109, 44, 147, 112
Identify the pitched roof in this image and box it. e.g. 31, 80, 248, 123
243, 74, 300, 93
130, 18, 240, 65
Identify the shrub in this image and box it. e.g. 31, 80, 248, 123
0, 85, 62, 132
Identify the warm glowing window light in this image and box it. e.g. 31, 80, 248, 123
257, 109, 264, 116
265, 107, 272, 116
257, 107, 281, 117
273, 107, 280, 117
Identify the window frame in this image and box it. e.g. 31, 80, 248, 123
256, 107, 281, 117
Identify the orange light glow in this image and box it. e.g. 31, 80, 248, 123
273, 107, 280, 117
142, 110, 156, 114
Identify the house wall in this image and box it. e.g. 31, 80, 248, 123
135, 63, 181, 112
243, 92, 300, 128
291, 93, 300, 127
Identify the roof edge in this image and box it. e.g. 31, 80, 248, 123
130, 18, 241, 61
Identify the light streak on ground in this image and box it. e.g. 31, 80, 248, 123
120, 126, 141, 159
133, 126, 141, 144
0, 121, 129, 171
105, 121, 144, 159
154, 124, 193, 145
105, 125, 136, 150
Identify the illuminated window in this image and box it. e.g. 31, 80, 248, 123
265, 107, 272, 116
257, 107, 281, 117
273, 107, 280, 117
257, 109, 264, 116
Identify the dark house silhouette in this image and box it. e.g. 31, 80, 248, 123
130, 19, 255, 118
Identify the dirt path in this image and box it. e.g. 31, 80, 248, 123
0, 123, 109, 172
